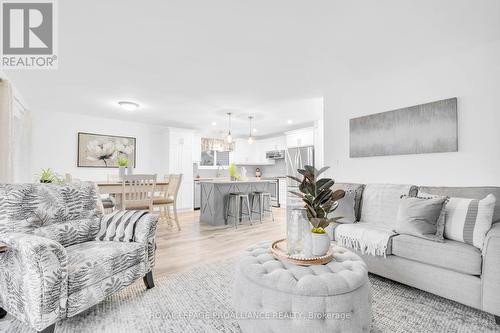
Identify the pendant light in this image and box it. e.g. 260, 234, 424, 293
247, 116, 254, 144
225, 112, 233, 143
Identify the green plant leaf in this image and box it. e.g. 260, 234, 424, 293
287, 175, 302, 183
316, 166, 330, 178
331, 189, 346, 202
316, 178, 334, 192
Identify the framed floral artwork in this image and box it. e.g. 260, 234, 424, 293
77, 132, 136, 168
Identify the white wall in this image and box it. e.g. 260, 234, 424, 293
324, 40, 500, 186
31, 111, 168, 181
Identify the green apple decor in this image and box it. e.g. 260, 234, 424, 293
288, 165, 345, 256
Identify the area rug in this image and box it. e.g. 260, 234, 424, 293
1, 258, 499, 333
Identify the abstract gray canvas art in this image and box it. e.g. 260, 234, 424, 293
349, 98, 458, 158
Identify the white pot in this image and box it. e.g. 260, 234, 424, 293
126, 165, 134, 176
311, 232, 331, 256
301, 232, 313, 258
119, 167, 126, 180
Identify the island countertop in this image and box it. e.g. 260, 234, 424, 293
199, 180, 272, 226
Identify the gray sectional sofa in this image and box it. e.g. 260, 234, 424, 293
330, 183, 500, 324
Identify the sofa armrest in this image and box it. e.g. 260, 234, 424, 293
481, 223, 500, 316
0, 233, 68, 331
132, 213, 159, 272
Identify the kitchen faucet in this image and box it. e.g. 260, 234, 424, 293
216, 164, 222, 178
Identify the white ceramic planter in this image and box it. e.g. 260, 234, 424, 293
119, 167, 126, 180
311, 232, 331, 256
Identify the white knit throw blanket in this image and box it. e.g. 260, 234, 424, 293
335, 222, 396, 257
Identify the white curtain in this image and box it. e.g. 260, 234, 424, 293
0, 79, 13, 182
0, 78, 32, 183
12, 96, 32, 182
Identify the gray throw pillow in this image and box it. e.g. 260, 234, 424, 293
395, 196, 448, 241
328, 189, 357, 223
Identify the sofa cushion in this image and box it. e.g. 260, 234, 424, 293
359, 184, 417, 228
332, 183, 365, 221
95, 210, 149, 242
420, 191, 496, 250
391, 234, 482, 275
395, 196, 448, 241
418, 186, 500, 223
0, 182, 102, 247
328, 188, 356, 223
66, 241, 145, 294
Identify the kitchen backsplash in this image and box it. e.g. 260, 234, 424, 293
193, 159, 286, 178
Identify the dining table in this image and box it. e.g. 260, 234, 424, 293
96, 181, 169, 209
96, 181, 169, 195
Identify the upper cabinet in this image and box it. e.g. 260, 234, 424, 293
285, 127, 314, 148
233, 135, 285, 165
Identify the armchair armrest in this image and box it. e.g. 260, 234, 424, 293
133, 213, 159, 272
481, 223, 500, 316
0, 233, 68, 331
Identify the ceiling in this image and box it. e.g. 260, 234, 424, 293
4, 0, 500, 137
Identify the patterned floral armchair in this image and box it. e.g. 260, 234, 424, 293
0, 182, 158, 333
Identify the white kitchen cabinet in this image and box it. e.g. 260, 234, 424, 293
233, 138, 276, 165
166, 127, 194, 211
262, 136, 286, 152
233, 138, 255, 164
192, 133, 202, 162
285, 127, 314, 148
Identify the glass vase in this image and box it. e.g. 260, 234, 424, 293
287, 208, 310, 256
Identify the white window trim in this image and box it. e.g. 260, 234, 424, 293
198, 151, 232, 169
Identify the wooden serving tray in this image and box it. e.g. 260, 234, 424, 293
0, 242, 8, 253
271, 239, 333, 266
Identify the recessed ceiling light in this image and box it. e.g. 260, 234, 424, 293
287, 119, 293, 124
253, 128, 257, 133
211, 121, 217, 126
118, 101, 140, 111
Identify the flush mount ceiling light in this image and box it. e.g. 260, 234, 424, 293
287, 119, 293, 124
211, 121, 217, 126
248, 116, 254, 144
118, 101, 140, 111
225, 112, 233, 144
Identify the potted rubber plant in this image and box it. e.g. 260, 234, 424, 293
288, 165, 345, 256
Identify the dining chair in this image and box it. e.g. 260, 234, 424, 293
153, 174, 182, 230
121, 174, 157, 211
107, 174, 120, 182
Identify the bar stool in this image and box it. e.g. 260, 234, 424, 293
251, 192, 274, 223
226, 192, 253, 228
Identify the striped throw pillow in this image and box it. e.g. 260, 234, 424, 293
420, 193, 496, 250
95, 210, 149, 242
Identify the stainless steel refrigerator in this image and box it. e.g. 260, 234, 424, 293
286, 146, 314, 221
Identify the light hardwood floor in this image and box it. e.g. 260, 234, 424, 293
153, 208, 286, 277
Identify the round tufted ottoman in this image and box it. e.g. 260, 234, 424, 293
233, 241, 372, 333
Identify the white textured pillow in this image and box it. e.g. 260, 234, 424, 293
421, 192, 496, 250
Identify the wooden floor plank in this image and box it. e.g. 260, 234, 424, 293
153, 208, 287, 277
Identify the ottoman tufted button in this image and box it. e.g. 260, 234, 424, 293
234, 241, 371, 333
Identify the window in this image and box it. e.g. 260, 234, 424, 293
199, 150, 231, 168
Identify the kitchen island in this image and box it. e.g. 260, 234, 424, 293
199, 179, 273, 226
